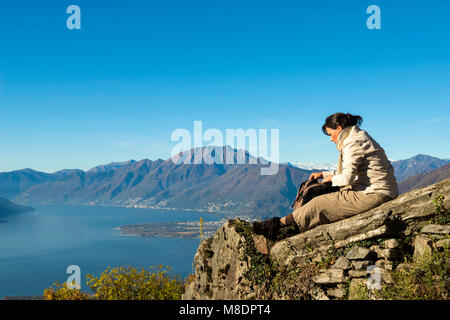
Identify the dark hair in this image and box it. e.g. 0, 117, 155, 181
322, 113, 363, 135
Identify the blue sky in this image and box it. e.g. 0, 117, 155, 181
0, 0, 449, 173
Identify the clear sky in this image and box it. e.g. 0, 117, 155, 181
0, 0, 449, 173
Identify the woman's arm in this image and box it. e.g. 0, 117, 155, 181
322, 171, 335, 178
309, 172, 323, 180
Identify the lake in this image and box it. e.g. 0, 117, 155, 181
0, 205, 222, 298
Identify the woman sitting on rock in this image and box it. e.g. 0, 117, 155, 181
253, 112, 399, 240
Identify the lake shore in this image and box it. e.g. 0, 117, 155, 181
118, 219, 227, 239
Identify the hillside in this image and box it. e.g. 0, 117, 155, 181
0, 168, 52, 200
391, 154, 449, 182
398, 163, 450, 194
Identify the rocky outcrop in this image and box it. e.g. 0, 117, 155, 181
183, 178, 450, 300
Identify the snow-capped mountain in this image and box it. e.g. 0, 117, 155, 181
285, 161, 337, 171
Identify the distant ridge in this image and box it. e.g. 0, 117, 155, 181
285, 161, 337, 171
398, 163, 450, 194
0, 169, 52, 200
286, 154, 449, 181
391, 154, 450, 182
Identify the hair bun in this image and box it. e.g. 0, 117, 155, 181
345, 113, 362, 127
322, 112, 363, 135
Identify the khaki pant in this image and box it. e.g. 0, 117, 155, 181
290, 189, 392, 233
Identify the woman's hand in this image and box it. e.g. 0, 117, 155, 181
309, 172, 323, 180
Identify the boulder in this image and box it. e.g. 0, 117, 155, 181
331, 256, 352, 270
312, 269, 346, 284
352, 260, 371, 270
182, 221, 256, 300
270, 178, 449, 266
346, 246, 372, 260
421, 224, 450, 235
383, 238, 401, 249
375, 259, 394, 271
435, 239, 450, 249
327, 286, 347, 299
372, 247, 403, 260
348, 270, 367, 278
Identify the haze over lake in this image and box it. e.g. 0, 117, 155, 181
0, 205, 221, 298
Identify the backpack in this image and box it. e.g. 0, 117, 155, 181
291, 178, 340, 210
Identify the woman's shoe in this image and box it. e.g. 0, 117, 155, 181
252, 217, 281, 240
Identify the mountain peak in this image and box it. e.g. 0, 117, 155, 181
169, 145, 269, 166
392, 154, 450, 182
411, 154, 440, 161
87, 160, 138, 173
285, 161, 337, 171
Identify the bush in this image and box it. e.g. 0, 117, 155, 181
86, 265, 185, 300
43, 281, 89, 300
271, 263, 319, 300
376, 247, 450, 300
433, 194, 449, 225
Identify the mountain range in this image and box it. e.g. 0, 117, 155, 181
285, 161, 337, 171
0, 147, 448, 219
391, 154, 449, 182
288, 154, 449, 183
1, 147, 317, 219
398, 162, 450, 194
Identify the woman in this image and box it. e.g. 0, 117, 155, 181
253, 112, 398, 240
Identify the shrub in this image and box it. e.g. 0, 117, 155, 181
376, 247, 450, 300
433, 194, 449, 224
271, 263, 319, 300
86, 265, 185, 300
43, 281, 89, 300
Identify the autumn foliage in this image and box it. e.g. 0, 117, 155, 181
43, 265, 185, 300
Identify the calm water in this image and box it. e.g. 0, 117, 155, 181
0, 205, 221, 298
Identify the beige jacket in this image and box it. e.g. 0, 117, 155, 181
323, 125, 398, 199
